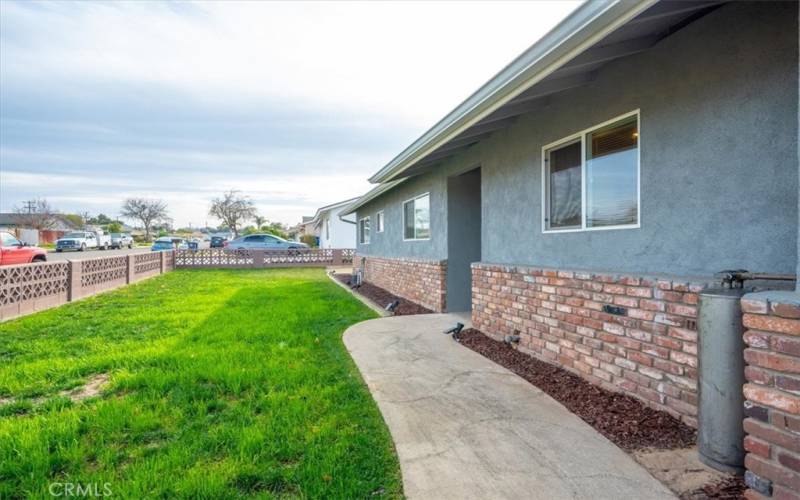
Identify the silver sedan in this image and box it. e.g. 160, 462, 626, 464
226, 234, 309, 250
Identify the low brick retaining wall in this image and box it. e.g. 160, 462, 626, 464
358, 255, 447, 312
472, 262, 709, 427
741, 292, 800, 499
0, 251, 174, 321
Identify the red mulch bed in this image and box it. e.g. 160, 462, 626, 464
333, 273, 432, 316
458, 328, 696, 451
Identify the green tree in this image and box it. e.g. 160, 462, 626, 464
90, 213, 114, 225
106, 222, 123, 233
300, 234, 317, 248
253, 215, 266, 230
62, 214, 85, 229
264, 222, 288, 239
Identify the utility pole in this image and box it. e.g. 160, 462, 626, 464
23, 200, 36, 213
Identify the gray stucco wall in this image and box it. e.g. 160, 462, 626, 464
355, 157, 474, 261
358, 2, 798, 279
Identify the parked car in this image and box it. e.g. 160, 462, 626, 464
55, 230, 111, 252
210, 236, 227, 248
187, 238, 210, 250
151, 236, 189, 251
0, 231, 47, 265
226, 234, 309, 250
110, 233, 134, 249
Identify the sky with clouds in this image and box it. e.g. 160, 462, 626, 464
0, 0, 579, 228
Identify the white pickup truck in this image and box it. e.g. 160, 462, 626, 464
55, 230, 113, 252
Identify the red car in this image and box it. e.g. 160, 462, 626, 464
0, 231, 47, 265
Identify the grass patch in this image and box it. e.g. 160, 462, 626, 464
0, 269, 401, 498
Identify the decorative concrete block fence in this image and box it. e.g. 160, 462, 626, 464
741, 292, 800, 499
174, 248, 354, 268
0, 251, 175, 321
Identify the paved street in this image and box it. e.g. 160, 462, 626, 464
46, 247, 151, 262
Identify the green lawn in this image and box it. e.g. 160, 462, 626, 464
0, 269, 401, 498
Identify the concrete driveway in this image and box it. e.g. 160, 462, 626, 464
344, 314, 675, 500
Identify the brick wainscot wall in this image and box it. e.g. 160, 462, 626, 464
472, 263, 709, 426
741, 292, 800, 499
358, 256, 447, 312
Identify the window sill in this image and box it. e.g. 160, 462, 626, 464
542, 223, 640, 234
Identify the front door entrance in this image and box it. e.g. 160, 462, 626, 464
446, 167, 481, 312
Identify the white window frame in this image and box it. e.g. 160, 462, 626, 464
541, 109, 641, 234
376, 211, 384, 233
402, 192, 431, 241
359, 216, 370, 244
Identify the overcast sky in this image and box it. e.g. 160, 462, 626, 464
0, 0, 579, 228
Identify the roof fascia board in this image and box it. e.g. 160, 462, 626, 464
369, 0, 657, 184
339, 179, 407, 217
309, 197, 361, 224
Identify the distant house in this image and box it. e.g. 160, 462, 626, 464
310, 198, 358, 249
0, 213, 77, 244
289, 216, 319, 244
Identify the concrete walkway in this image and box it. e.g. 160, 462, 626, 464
344, 314, 676, 500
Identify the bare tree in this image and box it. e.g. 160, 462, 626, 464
120, 198, 169, 242
14, 198, 57, 230
209, 191, 257, 237
253, 215, 267, 230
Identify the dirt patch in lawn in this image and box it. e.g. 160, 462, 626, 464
333, 274, 432, 316
59, 373, 110, 402
458, 328, 745, 498
1, 373, 109, 408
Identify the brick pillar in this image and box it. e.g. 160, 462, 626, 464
126, 255, 134, 283
741, 291, 800, 499
252, 250, 265, 268
332, 249, 343, 266
67, 260, 82, 301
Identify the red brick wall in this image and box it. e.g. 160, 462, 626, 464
359, 256, 447, 312
472, 263, 709, 426
741, 293, 800, 499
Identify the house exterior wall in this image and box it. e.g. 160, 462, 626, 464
353, 2, 797, 430
740, 291, 800, 498
360, 255, 447, 312
356, 2, 798, 278
356, 171, 451, 261
319, 206, 356, 249
478, 1, 797, 277
473, 263, 707, 426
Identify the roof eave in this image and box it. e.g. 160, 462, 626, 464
369, 0, 657, 184
339, 179, 408, 217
